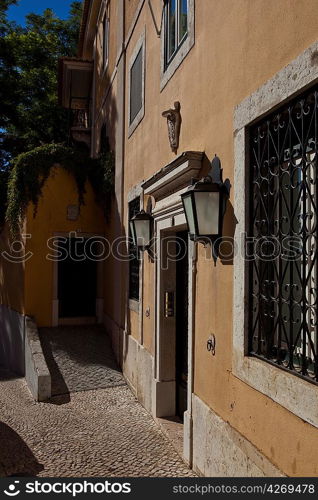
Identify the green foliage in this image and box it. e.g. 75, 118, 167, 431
0, 2, 82, 168
5, 144, 115, 235
0, 3, 112, 236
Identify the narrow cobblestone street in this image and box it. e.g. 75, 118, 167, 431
0, 327, 195, 477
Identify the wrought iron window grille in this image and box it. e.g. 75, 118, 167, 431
249, 85, 318, 384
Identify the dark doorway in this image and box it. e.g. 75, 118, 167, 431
58, 237, 97, 318
175, 230, 189, 420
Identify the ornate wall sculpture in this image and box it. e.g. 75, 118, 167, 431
162, 101, 181, 153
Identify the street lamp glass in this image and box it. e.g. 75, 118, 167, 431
182, 192, 196, 236
133, 219, 151, 248
194, 191, 220, 235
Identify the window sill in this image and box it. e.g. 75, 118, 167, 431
233, 350, 318, 428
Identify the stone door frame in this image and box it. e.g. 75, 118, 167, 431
143, 152, 203, 465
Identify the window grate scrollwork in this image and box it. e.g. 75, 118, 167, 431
249, 85, 318, 384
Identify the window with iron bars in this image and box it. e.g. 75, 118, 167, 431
249, 85, 318, 384
129, 197, 140, 301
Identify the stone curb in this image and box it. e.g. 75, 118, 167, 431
25, 317, 51, 401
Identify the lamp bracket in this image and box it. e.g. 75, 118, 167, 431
194, 155, 230, 197
209, 154, 222, 184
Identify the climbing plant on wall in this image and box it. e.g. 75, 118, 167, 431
4, 143, 115, 235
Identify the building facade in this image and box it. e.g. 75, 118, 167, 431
60, 0, 318, 477
3, 0, 318, 476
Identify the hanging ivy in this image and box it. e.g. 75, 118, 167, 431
3, 143, 114, 235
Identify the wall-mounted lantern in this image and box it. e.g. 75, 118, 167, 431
181, 155, 230, 261
130, 210, 153, 250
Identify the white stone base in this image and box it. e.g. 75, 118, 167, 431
122, 333, 153, 413
152, 379, 176, 418
192, 394, 284, 477
25, 317, 51, 401
104, 314, 154, 415
183, 409, 193, 465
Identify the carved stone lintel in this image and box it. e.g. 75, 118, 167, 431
162, 101, 181, 153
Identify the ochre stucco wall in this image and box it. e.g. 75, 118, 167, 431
125, 0, 141, 39
24, 166, 105, 327
119, 0, 318, 476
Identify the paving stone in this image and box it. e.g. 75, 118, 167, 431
39, 326, 125, 395
0, 328, 195, 477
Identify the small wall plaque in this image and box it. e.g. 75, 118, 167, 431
67, 205, 79, 221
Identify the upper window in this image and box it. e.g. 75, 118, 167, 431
164, 0, 188, 67
102, 7, 109, 70
130, 48, 143, 124
128, 32, 145, 136
160, 0, 194, 90
249, 84, 318, 384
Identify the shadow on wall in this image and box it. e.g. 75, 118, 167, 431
0, 305, 25, 375
0, 227, 25, 375
219, 200, 237, 266
0, 227, 24, 315
96, 62, 128, 363
0, 422, 43, 477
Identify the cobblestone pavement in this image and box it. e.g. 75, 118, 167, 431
39, 326, 125, 395
0, 327, 195, 477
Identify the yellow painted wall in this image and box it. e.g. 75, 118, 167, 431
117, 0, 318, 476
24, 166, 105, 327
